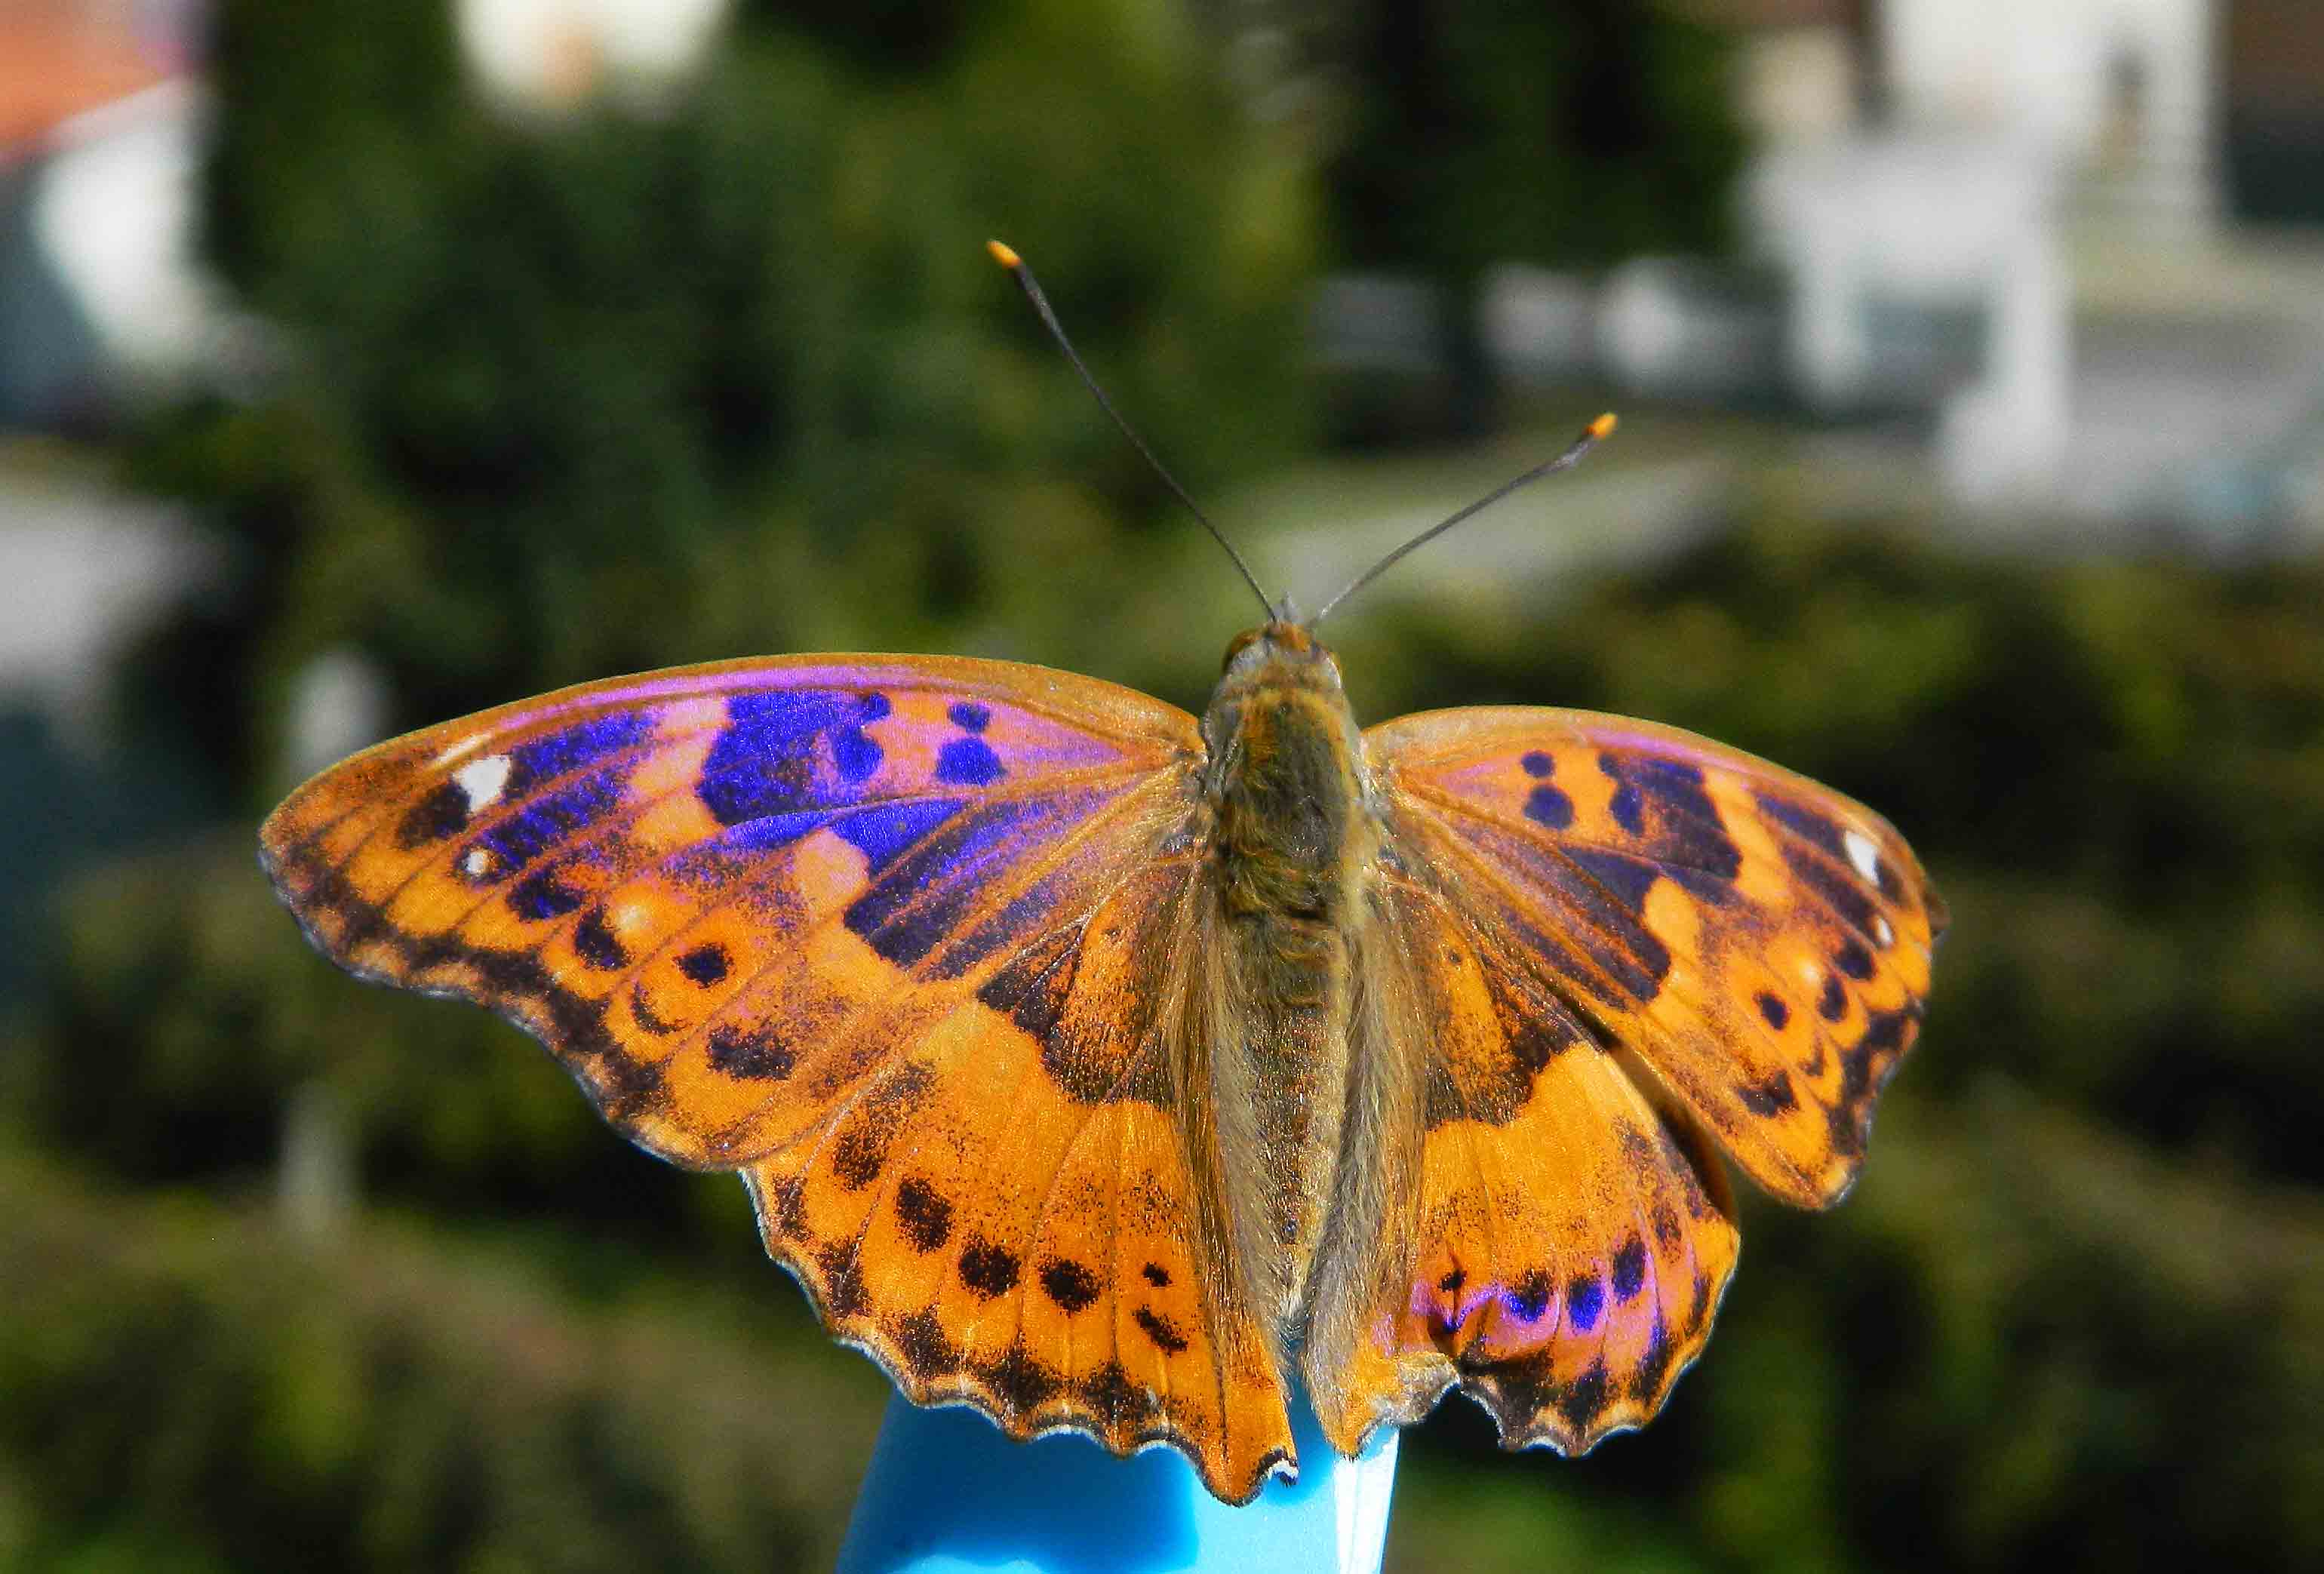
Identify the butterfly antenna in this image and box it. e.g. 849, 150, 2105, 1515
1308, 412, 1618, 627
988, 239, 1272, 619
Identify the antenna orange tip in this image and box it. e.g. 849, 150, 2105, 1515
1588, 412, 1618, 440
987, 239, 1022, 269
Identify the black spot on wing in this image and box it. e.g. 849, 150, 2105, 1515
1523, 784, 1575, 829
825, 1061, 934, 1191
1754, 789, 1847, 858
1566, 1275, 1605, 1333
1781, 841, 1881, 939
1818, 973, 1848, 1021
1631, 1312, 1676, 1400
1757, 991, 1789, 1029
1597, 752, 1646, 835
1133, 1308, 1189, 1354
934, 736, 1006, 786
816, 1245, 870, 1317
1611, 1237, 1648, 1302
398, 781, 472, 848
1603, 752, 1741, 881
830, 1121, 888, 1189
707, 1022, 795, 1081
959, 1237, 1021, 1298
626, 984, 681, 1037
676, 942, 730, 985
1556, 1360, 1612, 1430
890, 1308, 960, 1376
1141, 1262, 1171, 1288
1078, 1361, 1156, 1430
894, 1177, 953, 1252
1506, 1270, 1554, 1323
1040, 1259, 1101, 1314
573, 908, 628, 970
1737, 1071, 1800, 1116
469, 770, 626, 875
509, 865, 587, 921
981, 1345, 1062, 1417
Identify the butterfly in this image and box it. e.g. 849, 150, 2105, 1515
260, 249, 1942, 1506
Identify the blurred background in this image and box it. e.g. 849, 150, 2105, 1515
5, 0, 2322, 1569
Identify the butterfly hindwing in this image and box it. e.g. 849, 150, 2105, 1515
1366, 706, 1946, 1210
261, 654, 1294, 1502
1305, 869, 1741, 1456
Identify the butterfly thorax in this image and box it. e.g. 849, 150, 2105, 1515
1197, 623, 1383, 1339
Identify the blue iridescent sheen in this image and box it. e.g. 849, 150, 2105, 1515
832, 798, 968, 874
1566, 1275, 1605, 1333
935, 736, 1007, 787
1601, 751, 1740, 878
1505, 1270, 1554, 1323
845, 799, 1041, 970
510, 712, 653, 791
509, 865, 586, 921
1754, 789, 1848, 857
698, 691, 867, 825
832, 727, 884, 783
472, 771, 624, 872
948, 701, 991, 733
1612, 1237, 1648, 1302
1563, 846, 1659, 915
1523, 783, 1575, 829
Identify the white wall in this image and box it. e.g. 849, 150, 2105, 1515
1880, 0, 2213, 211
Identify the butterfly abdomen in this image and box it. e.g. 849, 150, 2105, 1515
1197, 627, 1384, 1336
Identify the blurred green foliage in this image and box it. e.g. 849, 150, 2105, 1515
1320, 0, 1742, 275
11, 2, 2321, 1572
128, 0, 1317, 808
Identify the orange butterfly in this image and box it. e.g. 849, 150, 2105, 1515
260, 249, 1942, 1506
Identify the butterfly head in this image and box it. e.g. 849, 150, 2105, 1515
1219, 616, 1340, 688
1207, 614, 1360, 787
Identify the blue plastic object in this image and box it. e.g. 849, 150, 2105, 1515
835, 1382, 1399, 1574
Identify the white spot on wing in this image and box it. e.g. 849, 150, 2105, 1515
455, 754, 513, 812
462, 847, 493, 878
1874, 915, 1894, 946
1843, 829, 1880, 882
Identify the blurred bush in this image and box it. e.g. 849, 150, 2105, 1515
124, 0, 1317, 816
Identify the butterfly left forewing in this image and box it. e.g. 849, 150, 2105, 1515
1365, 706, 1944, 1210
263, 654, 1296, 1500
